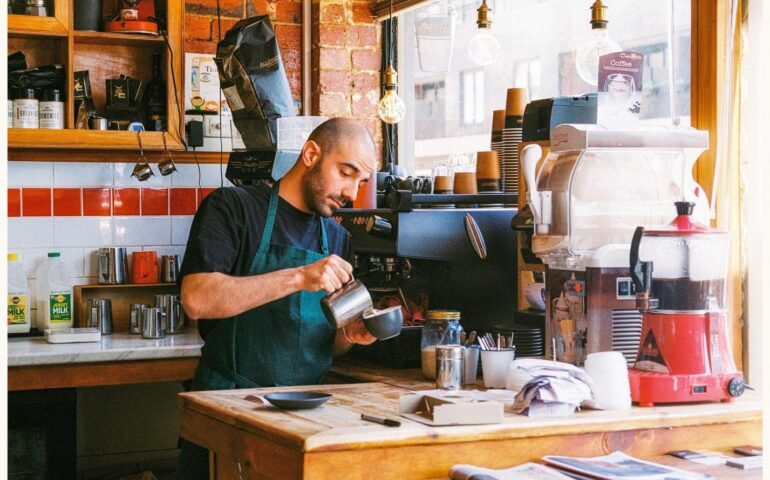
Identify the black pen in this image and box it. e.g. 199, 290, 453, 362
361, 413, 401, 427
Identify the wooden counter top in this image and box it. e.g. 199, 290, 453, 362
327, 356, 438, 389
179, 380, 763, 479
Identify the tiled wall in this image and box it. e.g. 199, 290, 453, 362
7, 161, 233, 328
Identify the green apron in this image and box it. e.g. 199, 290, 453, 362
179, 182, 335, 479
196, 181, 335, 388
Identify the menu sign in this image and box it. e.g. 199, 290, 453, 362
597, 51, 644, 128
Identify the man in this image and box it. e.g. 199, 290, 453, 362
178, 117, 377, 479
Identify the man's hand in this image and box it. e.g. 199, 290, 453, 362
343, 317, 377, 345
299, 255, 353, 293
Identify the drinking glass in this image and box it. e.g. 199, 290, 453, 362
431, 164, 454, 194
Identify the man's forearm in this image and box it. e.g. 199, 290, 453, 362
181, 269, 305, 320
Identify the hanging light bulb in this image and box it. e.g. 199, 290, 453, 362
378, 0, 405, 124
378, 65, 406, 124
575, 0, 621, 86
469, 0, 501, 67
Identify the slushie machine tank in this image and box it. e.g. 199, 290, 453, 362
521, 124, 712, 366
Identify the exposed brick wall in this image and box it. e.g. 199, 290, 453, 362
311, 0, 382, 160
183, 0, 383, 157
184, 0, 304, 102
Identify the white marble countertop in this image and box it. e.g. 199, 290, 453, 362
8, 331, 203, 367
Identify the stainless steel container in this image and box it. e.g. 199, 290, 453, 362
89, 116, 108, 130
463, 345, 480, 385
158, 156, 177, 176
129, 303, 150, 334
87, 298, 112, 335
161, 255, 178, 283
435, 345, 465, 390
320, 279, 373, 329
24, 0, 47, 16
142, 307, 166, 339
97, 247, 128, 284
155, 294, 184, 334
131, 162, 155, 181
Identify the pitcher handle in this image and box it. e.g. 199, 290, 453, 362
98, 251, 109, 281
90, 305, 100, 329
159, 311, 168, 333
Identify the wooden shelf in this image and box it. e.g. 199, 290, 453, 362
8, 128, 185, 151
73, 31, 166, 47
7, 0, 183, 157
8, 14, 68, 37
77, 283, 178, 290
74, 282, 179, 332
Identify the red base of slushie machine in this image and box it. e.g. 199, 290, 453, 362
629, 369, 744, 407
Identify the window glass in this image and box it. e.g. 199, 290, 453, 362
396, 0, 692, 175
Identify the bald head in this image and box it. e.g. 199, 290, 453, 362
306, 117, 376, 157
280, 117, 376, 216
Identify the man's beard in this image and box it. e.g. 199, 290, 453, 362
302, 161, 343, 217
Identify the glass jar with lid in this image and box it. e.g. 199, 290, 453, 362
421, 310, 464, 379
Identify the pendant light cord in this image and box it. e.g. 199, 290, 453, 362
384, 0, 396, 169
388, 0, 394, 67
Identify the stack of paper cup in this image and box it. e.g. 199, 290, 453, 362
501, 87, 527, 199
585, 351, 632, 410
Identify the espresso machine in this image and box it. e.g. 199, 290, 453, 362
521, 124, 712, 366
335, 190, 519, 367
628, 202, 744, 406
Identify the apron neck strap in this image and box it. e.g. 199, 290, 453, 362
319, 213, 329, 255
258, 181, 330, 256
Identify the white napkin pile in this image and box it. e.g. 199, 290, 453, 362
510, 359, 598, 417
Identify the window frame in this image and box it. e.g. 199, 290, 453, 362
386, 0, 747, 376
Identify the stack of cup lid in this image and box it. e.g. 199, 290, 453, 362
490, 109, 505, 172
584, 351, 632, 410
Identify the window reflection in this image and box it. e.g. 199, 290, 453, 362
397, 0, 692, 175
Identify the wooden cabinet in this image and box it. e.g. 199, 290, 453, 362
7, 0, 184, 154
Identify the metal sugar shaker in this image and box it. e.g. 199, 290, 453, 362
435, 345, 465, 390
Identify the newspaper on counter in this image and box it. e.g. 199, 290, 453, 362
449, 462, 575, 480
511, 359, 598, 417
542, 451, 711, 480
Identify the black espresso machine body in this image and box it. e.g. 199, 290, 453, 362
333, 191, 519, 336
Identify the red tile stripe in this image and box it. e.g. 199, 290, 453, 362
83, 188, 112, 216
8, 188, 21, 217
21, 188, 52, 216
113, 188, 140, 216
53, 188, 82, 216
10, 187, 218, 217
170, 188, 198, 215
141, 188, 170, 216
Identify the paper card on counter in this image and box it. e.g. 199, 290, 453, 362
597, 51, 644, 129
399, 390, 504, 426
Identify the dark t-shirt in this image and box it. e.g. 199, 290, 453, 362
180, 182, 353, 338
